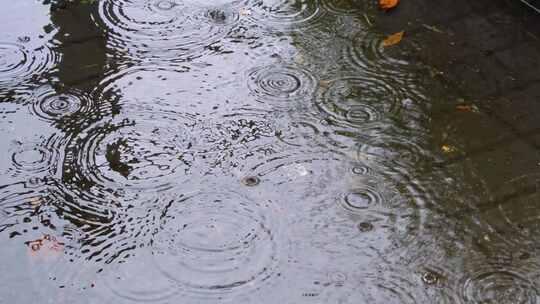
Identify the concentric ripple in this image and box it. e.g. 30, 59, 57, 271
93, 0, 238, 61
344, 30, 423, 83
461, 269, 539, 304
356, 131, 434, 174
338, 183, 387, 212
315, 77, 403, 130
63, 105, 197, 194
102, 249, 181, 302
250, 0, 325, 29
458, 254, 540, 304
304, 170, 432, 264
361, 264, 459, 304
322, 0, 375, 15
152, 191, 280, 299
0, 42, 59, 94
246, 64, 317, 104
30, 86, 94, 122
8, 134, 65, 179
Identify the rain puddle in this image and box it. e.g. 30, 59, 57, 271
1, 0, 539, 303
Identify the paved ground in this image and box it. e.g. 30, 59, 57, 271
374, 0, 540, 199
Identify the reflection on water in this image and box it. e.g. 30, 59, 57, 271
1, 0, 539, 303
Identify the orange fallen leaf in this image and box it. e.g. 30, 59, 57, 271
456, 104, 479, 113
379, 0, 399, 10
26, 234, 64, 258
456, 105, 472, 112
382, 31, 404, 47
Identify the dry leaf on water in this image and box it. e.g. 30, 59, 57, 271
382, 31, 404, 47
379, 0, 399, 10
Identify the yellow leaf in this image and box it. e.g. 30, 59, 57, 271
441, 145, 457, 154
382, 31, 404, 47
379, 0, 399, 10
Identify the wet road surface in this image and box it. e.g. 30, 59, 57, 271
1, 0, 540, 303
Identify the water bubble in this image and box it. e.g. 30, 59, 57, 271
421, 270, 440, 285
205, 6, 240, 26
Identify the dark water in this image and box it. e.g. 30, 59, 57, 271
1, 0, 539, 303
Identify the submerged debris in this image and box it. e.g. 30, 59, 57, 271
241, 176, 261, 187
357, 222, 374, 232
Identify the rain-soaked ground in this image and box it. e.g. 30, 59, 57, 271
2, 0, 540, 303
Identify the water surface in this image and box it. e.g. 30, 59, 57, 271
1, 0, 539, 303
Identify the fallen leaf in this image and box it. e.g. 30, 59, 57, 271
456, 104, 479, 113
379, 0, 399, 10
239, 7, 252, 16
382, 31, 404, 47
441, 144, 457, 154
26, 235, 65, 258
